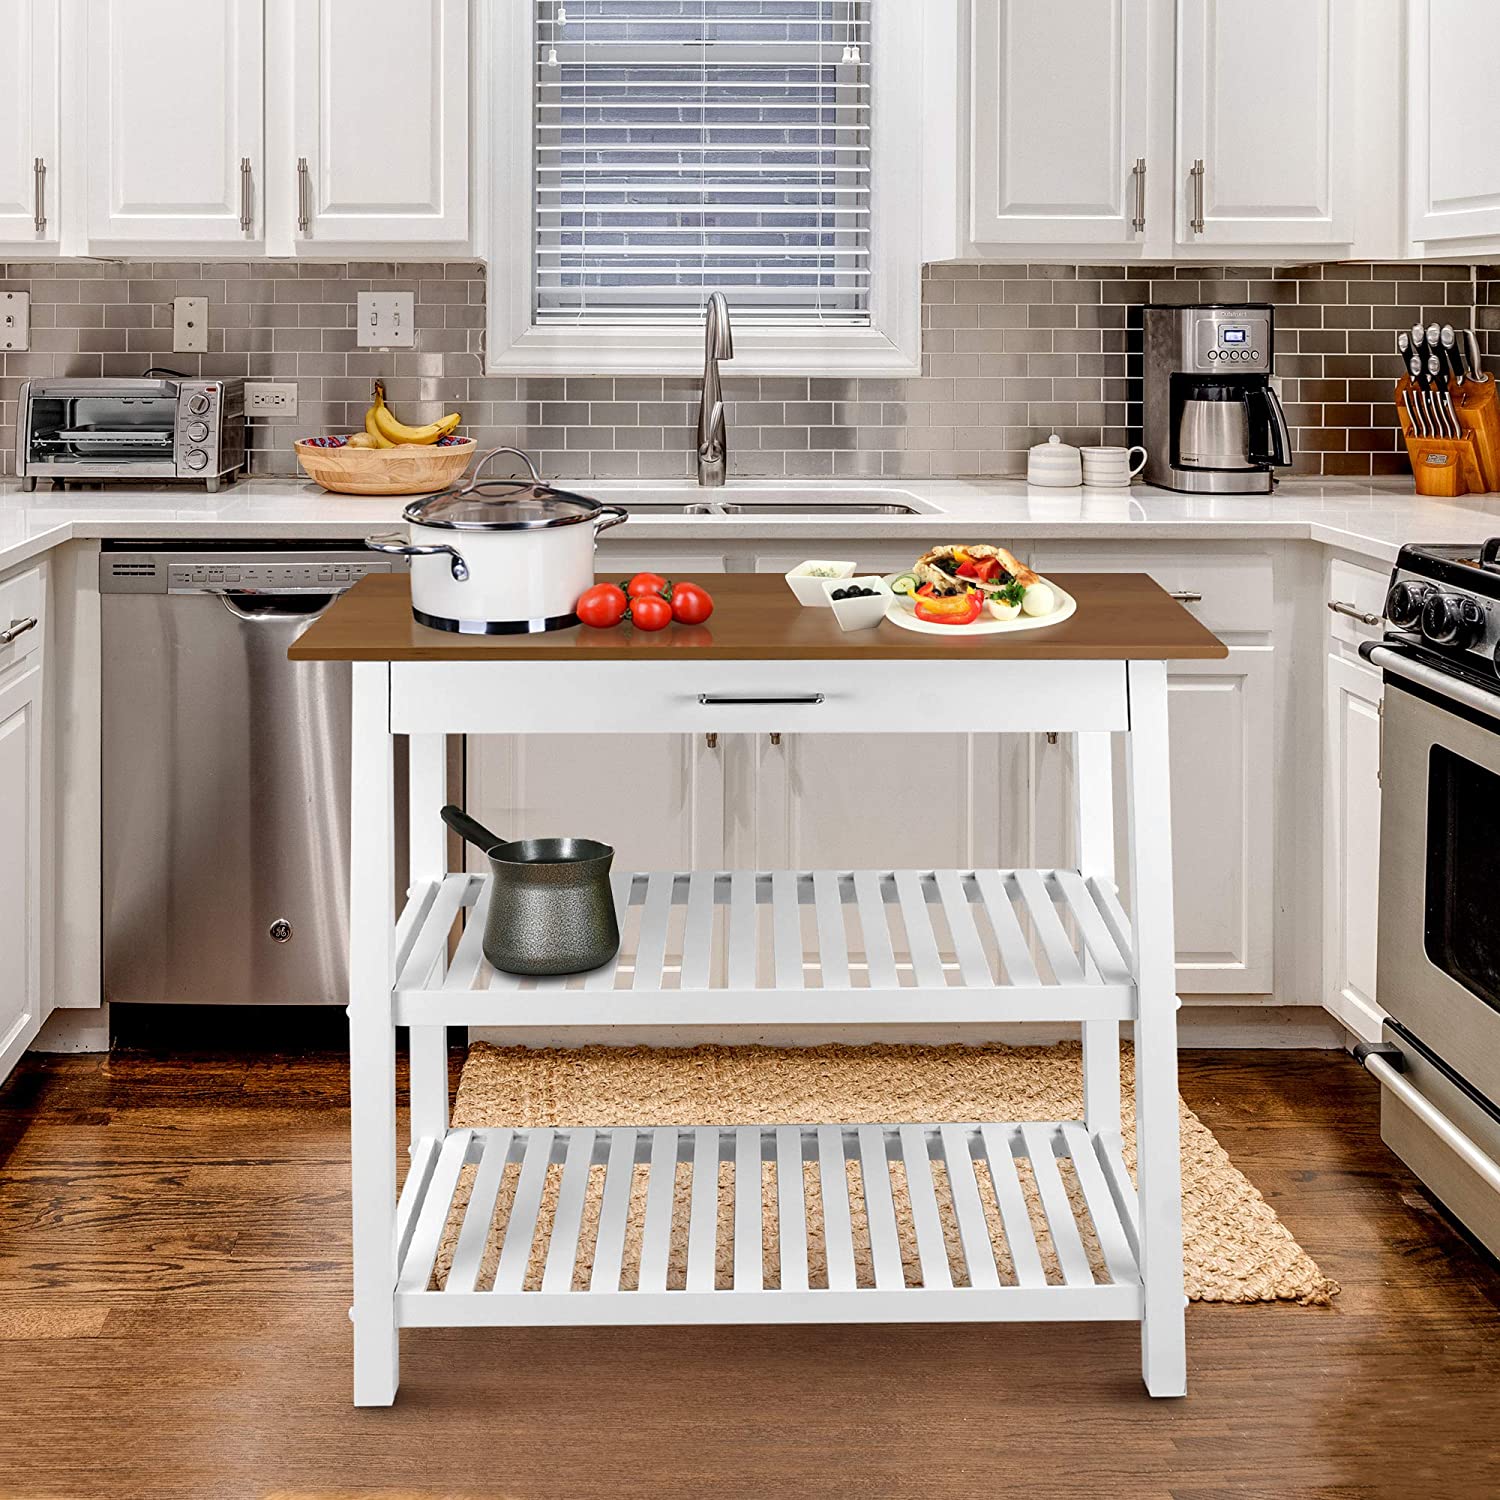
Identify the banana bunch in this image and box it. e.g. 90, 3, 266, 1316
350, 380, 462, 449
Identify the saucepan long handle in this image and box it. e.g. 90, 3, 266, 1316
441, 803, 506, 854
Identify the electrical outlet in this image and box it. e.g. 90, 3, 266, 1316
1, 291, 30, 351
173, 296, 208, 353
357, 290, 415, 348
244, 382, 299, 417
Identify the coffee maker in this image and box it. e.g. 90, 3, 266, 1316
1141, 304, 1292, 493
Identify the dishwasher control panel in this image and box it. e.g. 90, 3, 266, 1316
99, 546, 400, 594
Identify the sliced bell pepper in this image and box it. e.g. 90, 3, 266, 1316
914, 585, 983, 626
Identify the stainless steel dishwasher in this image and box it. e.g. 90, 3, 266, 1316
100, 542, 400, 1006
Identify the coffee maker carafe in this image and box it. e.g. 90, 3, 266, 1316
1142, 304, 1292, 493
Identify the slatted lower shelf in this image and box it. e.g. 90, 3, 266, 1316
395, 1120, 1142, 1328
392, 867, 1136, 1027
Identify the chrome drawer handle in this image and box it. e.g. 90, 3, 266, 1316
1, 616, 38, 645
1167, 590, 1202, 604
697, 693, 824, 706
296, 157, 311, 233
1131, 156, 1146, 232
239, 157, 253, 233
33, 157, 46, 234
1328, 600, 1382, 626
1189, 158, 1205, 234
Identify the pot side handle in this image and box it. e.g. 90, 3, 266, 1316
594, 505, 628, 535
365, 533, 470, 582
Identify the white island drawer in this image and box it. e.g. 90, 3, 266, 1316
391, 659, 1131, 735
0, 565, 44, 675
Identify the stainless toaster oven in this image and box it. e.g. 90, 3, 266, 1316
17, 376, 247, 491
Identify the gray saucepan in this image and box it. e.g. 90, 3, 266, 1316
440, 804, 620, 977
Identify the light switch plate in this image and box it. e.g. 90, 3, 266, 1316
173, 296, 208, 353
1, 291, 29, 351
357, 290, 415, 348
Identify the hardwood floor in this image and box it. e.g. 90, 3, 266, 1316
1, 1046, 1497, 1500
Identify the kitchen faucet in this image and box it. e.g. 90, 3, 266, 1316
696, 292, 734, 486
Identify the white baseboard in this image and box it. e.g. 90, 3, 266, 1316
34, 1004, 109, 1053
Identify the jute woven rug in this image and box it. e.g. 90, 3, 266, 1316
437, 1040, 1338, 1305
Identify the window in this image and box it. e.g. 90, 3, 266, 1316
486, 0, 925, 373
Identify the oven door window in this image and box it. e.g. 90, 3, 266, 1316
1426, 744, 1500, 1014
26, 395, 177, 468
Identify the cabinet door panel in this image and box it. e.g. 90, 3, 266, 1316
971, 0, 1154, 244
1324, 654, 1383, 1039
1408, 0, 1500, 243
1177, 0, 1351, 246
0, 669, 43, 1084
0, 0, 58, 247
86, 0, 263, 247
286, 0, 467, 245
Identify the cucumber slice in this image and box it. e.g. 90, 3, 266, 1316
887, 571, 920, 596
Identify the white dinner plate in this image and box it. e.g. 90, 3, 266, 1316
882, 577, 1077, 636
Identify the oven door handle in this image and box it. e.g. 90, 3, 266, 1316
1362, 642, 1500, 725
1357, 1046, 1500, 1197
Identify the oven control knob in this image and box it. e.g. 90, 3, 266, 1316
186, 420, 209, 442
184, 448, 209, 471
1385, 580, 1430, 629
187, 393, 211, 416
1421, 591, 1485, 648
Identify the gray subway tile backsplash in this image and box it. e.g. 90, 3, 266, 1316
2, 257, 1497, 482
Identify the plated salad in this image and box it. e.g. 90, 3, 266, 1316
888, 544, 1057, 626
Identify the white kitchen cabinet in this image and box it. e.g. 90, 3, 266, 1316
1175, 0, 1354, 248
0, 0, 59, 249
0, 665, 45, 1084
84, 0, 265, 250
1323, 653, 1382, 1042
1407, 0, 1500, 245
269, 0, 468, 251
969, 0, 1169, 246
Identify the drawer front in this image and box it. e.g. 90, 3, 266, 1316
1326, 557, 1388, 651
1027, 545, 1272, 635
391, 659, 1131, 735
0, 565, 44, 674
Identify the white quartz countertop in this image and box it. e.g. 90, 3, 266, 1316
4, 473, 1500, 576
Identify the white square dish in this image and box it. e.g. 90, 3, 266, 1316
822, 576, 892, 631
785, 559, 857, 606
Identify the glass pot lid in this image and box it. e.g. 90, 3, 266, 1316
402, 446, 604, 531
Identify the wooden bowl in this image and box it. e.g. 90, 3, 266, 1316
294, 437, 477, 495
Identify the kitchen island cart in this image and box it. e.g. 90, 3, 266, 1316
290, 572, 1227, 1405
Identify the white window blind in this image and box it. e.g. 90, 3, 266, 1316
533, 0, 872, 327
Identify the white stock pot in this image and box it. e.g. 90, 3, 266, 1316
365, 448, 627, 634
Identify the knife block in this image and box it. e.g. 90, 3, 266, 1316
1395, 374, 1500, 497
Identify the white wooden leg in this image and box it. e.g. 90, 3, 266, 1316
350, 664, 400, 1407
1124, 662, 1186, 1398
407, 733, 450, 1145
1075, 732, 1121, 1134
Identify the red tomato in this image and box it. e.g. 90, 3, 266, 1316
626, 572, 668, 599
669, 580, 714, 625
575, 582, 628, 628
629, 595, 673, 632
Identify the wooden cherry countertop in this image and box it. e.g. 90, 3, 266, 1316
288, 572, 1227, 662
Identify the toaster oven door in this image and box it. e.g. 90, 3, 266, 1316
24, 393, 179, 478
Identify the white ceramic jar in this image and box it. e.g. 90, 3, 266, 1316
366, 448, 627, 634
1026, 433, 1083, 487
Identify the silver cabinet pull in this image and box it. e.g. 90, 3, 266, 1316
1189, 158, 1205, 234
1328, 599, 1382, 626
697, 693, 824, 706
239, 157, 253, 233
296, 156, 311, 233
704, 732, 718, 749
1131, 156, 1146, 232
32, 157, 46, 234
1, 616, 38, 646
1167, 590, 1202, 604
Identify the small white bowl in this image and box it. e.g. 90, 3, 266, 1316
822, 575, 891, 632
785, 559, 857, 606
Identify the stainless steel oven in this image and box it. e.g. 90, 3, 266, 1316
1363, 540, 1500, 1257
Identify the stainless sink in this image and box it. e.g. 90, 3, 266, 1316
593, 486, 935, 517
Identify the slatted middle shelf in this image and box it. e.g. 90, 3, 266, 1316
391, 867, 1137, 1028
395, 1120, 1142, 1328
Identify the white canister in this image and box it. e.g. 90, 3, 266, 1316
366, 448, 627, 634
1080, 444, 1148, 488
1027, 433, 1084, 487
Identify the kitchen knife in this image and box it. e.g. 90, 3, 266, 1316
1407, 352, 1429, 436
1429, 352, 1457, 437
1397, 333, 1422, 436
1441, 324, 1467, 386
1465, 326, 1488, 383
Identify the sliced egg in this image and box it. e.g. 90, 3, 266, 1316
987, 597, 1022, 622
